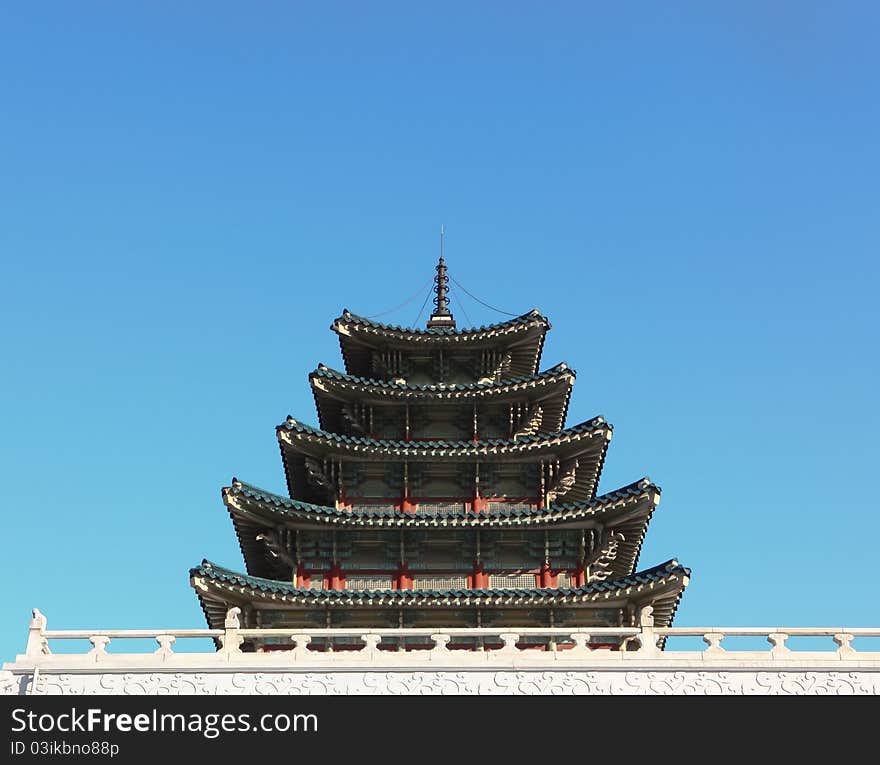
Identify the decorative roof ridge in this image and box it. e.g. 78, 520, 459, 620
225, 476, 656, 521
192, 558, 689, 598
332, 308, 550, 337
310, 362, 574, 392
277, 414, 609, 450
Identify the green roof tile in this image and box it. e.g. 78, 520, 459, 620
226, 477, 658, 524
277, 415, 609, 451
333, 308, 549, 337
310, 362, 574, 393
191, 558, 689, 601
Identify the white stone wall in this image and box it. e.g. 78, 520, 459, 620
5, 611, 879, 695
3, 667, 879, 695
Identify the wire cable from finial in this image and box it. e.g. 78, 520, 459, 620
411, 280, 435, 328
451, 289, 473, 328
364, 276, 434, 319
449, 276, 519, 317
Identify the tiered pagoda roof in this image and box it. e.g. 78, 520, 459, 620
190, 256, 689, 646
332, 309, 550, 378
223, 477, 659, 580
192, 558, 689, 634
278, 415, 611, 503
310, 362, 574, 434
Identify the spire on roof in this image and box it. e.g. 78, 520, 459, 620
427, 227, 456, 329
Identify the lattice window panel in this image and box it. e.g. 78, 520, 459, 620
412, 575, 469, 590
556, 572, 572, 588
486, 501, 536, 513
300, 577, 324, 591
488, 573, 537, 589
414, 502, 467, 516
349, 503, 397, 513
344, 575, 394, 590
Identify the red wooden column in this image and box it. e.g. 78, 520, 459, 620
539, 561, 553, 588
472, 460, 488, 513
469, 561, 488, 589
394, 563, 413, 590
470, 530, 488, 587
400, 461, 416, 513
574, 529, 587, 586
328, 562, 345, 590
394, 530, 412, 589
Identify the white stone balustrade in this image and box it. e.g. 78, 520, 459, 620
3, 608, 880, 695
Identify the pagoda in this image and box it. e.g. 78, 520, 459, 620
190, 257, 690, 650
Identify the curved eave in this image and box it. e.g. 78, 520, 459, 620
226, 477, 657, 529
190, 559, 690, 630
310, 363, 575, 433
278, 417, 610, 504
277, 416, 610, 459
332, 309, 550, 378
228, 478, 658, 581
331, 308, 550, 341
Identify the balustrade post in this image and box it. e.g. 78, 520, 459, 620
290, 634, 312, 659
361, 634, 382, 656
430, 633, 451, 653
570, 632, 591, 654
88, 635, 111, 657
25, 609, 50, 657
155, 635, 176, 657
833, 633, 855, 657
702, 632, 725, 655
498, 632, 520, 654
635, 606, 660, 656
220, 607, 243, 655
767, 632, 790, 657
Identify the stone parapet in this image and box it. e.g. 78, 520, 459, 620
3, 609, 879, 695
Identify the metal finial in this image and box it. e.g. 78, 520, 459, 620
427, 226, 455, 329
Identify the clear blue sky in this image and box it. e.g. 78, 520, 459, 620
1, 3, 878, 659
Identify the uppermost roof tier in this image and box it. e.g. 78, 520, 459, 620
331, 308, 550, 379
